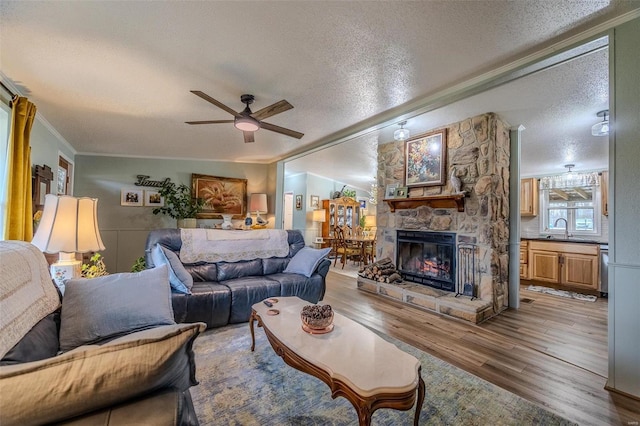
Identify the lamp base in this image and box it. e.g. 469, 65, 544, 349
50, 253, 81, 294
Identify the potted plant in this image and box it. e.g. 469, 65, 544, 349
152, 183, 204, 228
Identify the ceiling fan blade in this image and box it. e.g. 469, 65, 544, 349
260, 122, 304, 139
251, 100, 293, 121
243, 131, 255, 143
190, 91, 240, 117
185, 120, 234, 125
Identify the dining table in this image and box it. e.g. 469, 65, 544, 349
326, 234, 375, 266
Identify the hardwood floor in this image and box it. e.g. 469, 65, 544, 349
324, 268, 640, 426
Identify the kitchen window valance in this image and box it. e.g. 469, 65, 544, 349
539, 171, 600, 190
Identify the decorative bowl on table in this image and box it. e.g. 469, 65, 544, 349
301, 304, 334, 334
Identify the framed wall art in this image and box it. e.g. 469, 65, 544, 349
144, 190, 164, 207
310, 195, 320, 209
295, 195, 302, 210
405, 129, 447, 187
121, 189, 143, 206
192, 174, 247, 218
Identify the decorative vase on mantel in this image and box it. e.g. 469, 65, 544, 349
177, 218, 197, 229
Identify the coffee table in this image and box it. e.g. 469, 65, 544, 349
250, 296, 425, 425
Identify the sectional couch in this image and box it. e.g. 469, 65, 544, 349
0, 241, 203, 426
145, 228, 331, 329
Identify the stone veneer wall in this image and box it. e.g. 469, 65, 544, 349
376, 113, 510, 313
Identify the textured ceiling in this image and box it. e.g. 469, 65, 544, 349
287, 46, 611, 189
0, 1, 635, 181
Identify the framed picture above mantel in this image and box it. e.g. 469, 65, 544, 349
405, 129, 447, 188
192, 174, 247, 218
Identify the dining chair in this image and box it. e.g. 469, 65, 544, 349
364, 234, 377, 264
333, 226, 362, 269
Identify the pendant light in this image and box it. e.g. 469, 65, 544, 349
393, 121, 410, 141
591, 110, 609, 136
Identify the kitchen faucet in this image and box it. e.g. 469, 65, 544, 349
554, 217, 570, 240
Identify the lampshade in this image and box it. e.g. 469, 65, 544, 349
591, 110, 609, 136
32, 194, 104, 292
249, 193, 268, 213
234, 116, 260, 132
32, 194, 105, 253
312, 209, 326, 223
393, 121, 410, 141
364, 215, 377, 227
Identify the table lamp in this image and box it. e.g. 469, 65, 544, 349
249, 193, 268, 225
31, 194, 105, 290
364, 215, 377, 229
364, 215, 377, 237
312, 209, 326, 239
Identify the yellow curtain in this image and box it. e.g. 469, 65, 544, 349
4, 96, 37, 241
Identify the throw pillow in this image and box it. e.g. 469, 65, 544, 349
283, 247, 331, 278
59, 265, 175, 352
0, 323, 205, 426
151, 244, 193, 294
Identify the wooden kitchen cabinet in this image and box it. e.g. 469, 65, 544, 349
600, 171, 609, 216
519, 241, 529, 280
561, 253, 599, 290
520, 178, 538, 216
529, 249, 560, 283
527, 240, 599, 290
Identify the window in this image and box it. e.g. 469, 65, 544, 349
540, 185, 601, 237
0, 102, 10, 238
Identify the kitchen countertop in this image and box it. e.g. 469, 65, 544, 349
522, 237, 607, 245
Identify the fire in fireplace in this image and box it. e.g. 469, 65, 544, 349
396, 230, 456, 291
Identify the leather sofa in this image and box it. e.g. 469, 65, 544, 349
145, 229, 330, 329
0, 241, 202, 426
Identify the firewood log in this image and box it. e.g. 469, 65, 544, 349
388, 272, 402, 282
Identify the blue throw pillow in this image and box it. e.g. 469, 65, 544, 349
283, 247, 331, 278
151, 244, 193, 294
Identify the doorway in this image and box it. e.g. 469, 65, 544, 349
283, 192, 293, 230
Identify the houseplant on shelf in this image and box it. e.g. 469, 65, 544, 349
152, 183, 204, 228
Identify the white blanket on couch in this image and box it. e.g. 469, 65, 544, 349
0, 241, 61, 359
179, 229, 290, 263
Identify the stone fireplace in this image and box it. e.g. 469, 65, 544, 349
357, 113, 510, 323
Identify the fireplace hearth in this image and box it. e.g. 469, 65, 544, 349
396, 230, 456, 292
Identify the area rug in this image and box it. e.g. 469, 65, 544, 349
190, 322, 575, 425
526, 285, 597, 302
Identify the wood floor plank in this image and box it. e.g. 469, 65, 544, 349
323, 267, 640, 426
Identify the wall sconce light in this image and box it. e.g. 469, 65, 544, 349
393, 121, 410, 141
591, 110, 609, 136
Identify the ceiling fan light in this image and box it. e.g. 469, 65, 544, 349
234, 116, 260, 132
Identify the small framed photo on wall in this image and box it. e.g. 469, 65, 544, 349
144, 190, 164, 207
310, 195, 319, 209
121, 189, 143, 206
295, 195, 302, 210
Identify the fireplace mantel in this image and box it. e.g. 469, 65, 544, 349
384, 194, 465, 212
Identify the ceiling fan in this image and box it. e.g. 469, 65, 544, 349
185, 91, 304, 143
